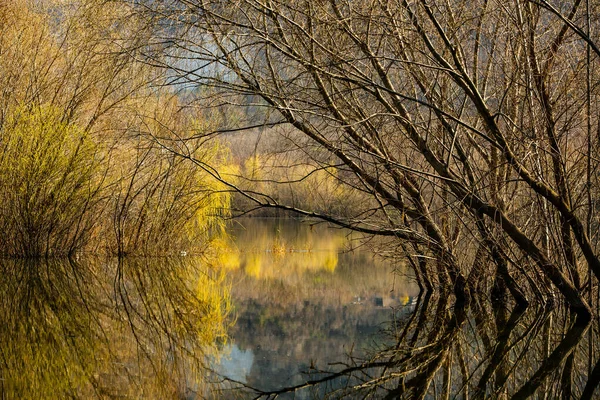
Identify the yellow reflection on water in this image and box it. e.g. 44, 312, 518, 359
0, 257, 231, 399
209, 236, 241, 270
210, 219, 351, 280
209, 219, 419, 311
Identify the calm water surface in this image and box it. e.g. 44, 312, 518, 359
3, 219, 600, 399
213, 218, 419, 396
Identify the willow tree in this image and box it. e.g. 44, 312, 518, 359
126, 0, 600, 314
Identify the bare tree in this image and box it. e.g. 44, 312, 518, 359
125, 0, 600, 315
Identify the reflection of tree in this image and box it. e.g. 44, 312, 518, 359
218, 298, 414, 399
0, 257, 230, 399
220, 219, 416, 294
238, 297, 596, 399
210, 220, 419, 398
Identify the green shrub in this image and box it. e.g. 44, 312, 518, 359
0, 104, 232, 258
107, 131, 232, 256
0, 105, 104, 257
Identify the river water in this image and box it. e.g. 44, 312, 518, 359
212, 218, 419, 397
2, 218, 600, 398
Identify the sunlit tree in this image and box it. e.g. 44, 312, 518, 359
0, 0, 231, 256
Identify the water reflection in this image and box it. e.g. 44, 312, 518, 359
0, 257, 230, 399
211, 219, 600, 399
211, 219, 419, 398
235, 293, 600, 399
5, 219, 597, 399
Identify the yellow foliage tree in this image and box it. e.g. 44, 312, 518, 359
0, 105, 104, 257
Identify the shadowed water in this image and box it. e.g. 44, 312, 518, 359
219, 293, 600, 399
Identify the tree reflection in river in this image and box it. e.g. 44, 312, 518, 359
4, 219, 600, 399
0, 257, 230, 399
207, 219, 600, 399
235, 293, 599, 399
209, 219, 420, 398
